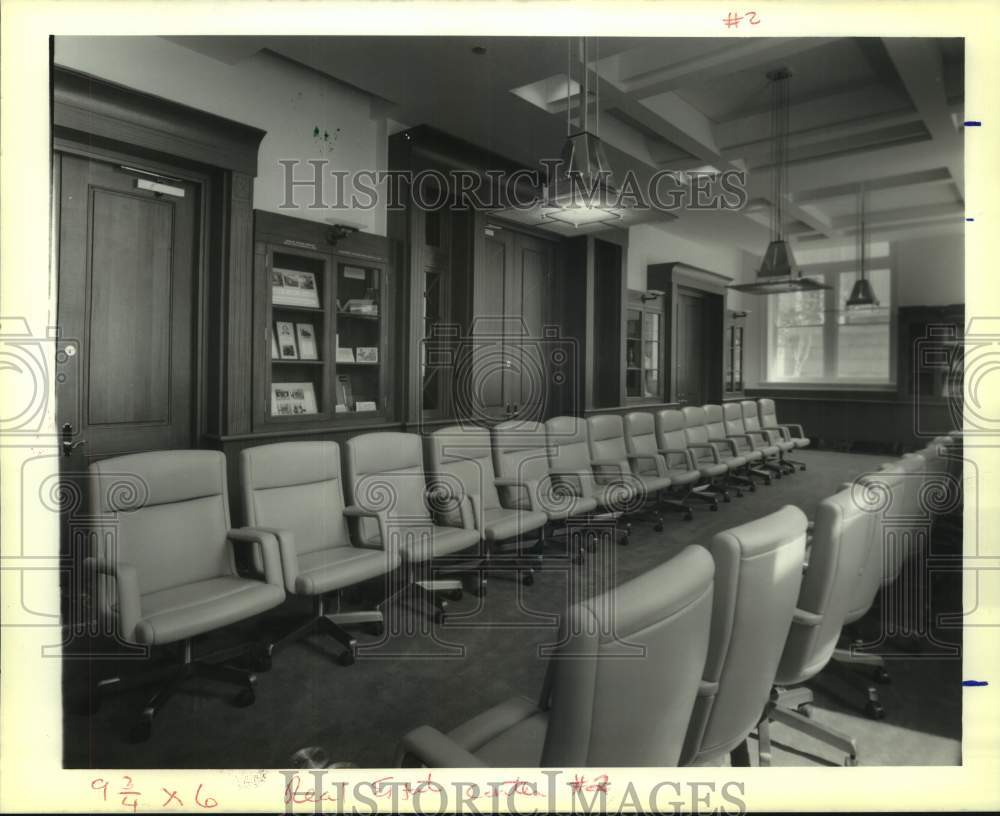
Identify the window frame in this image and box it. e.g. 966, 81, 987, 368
762, 260, 898, 390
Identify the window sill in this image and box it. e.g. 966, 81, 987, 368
758, 382, 896, 393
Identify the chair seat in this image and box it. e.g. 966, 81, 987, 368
538, 493, 598, 521
137, 576, 285, 646
593, 482, 637, 510
738, 449, 763, 463
666, 468, 701, 487
720, 455, 747, 469
447, 695, 548, 766
400, 525, 481, 564
294, 546, 400, 595
481, 507, 548, 542
695, 461, 728, 479
636, 473, 672, 493
792, 438, 810, 449
757, 445, 781, 457
775, 440, 795, 452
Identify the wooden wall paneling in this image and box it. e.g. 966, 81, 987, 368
223, 172, 255, 435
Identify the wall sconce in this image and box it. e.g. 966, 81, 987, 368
326, 224, 360, 246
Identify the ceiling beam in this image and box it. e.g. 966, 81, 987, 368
881, 38, 965, 200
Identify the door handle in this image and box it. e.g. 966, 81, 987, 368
61, 423, 86, 457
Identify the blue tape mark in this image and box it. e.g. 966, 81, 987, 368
963, 680, 989, 686
964, 120, 982, 127
966, 218, 975, 222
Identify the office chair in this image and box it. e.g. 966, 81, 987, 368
654, 408, 720, 512
85, 450, 286, 742
587, 413, 669, 532
491, 420, 598, 564
741, 400, 796, 475
342, 432, 482, 623
722, 401, 782, 481
544, 415, 634, 546
623, 411, 701, 520
680, 505, 808, 766
240, 442, 399, 667
828, 468, 906, 718
396, 545, 715, 767
699, 405, 758, 493
679, 406, 743, 502
758, 398, 809, 470
425, 425, 548, 588
760, 484, 881, 766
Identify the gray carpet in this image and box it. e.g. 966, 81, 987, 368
62, 450, 962, 768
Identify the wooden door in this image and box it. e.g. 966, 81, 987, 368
55, 152, 201, 467
470, 229, 510, 418
675, 290, 706, 406
506, 233, 548, 420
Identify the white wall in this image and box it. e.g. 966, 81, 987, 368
54, 37, 388, 234
893, 232, 964, 307
626, 222, 745, 292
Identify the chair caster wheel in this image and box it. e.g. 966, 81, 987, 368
448, 589, 463, 602
129, 716, 152, 744
684, 513, 693, 521
619, 535, 629, 546
710, 503, 719, 511
250, 644, 273, 672
844, 754, 858, 767
797, 703, 813, 718
800, 465, 807, 471
336, 650, 356, 667
521, 572, 534, 587
873, 668, 891, 684
865, 701, 885, 720
233, 686, 257, 706
364, 621, 385, 636
654, 523, 663, 532
725, 493, 734, 502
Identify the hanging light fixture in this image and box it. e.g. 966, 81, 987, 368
730, 68, 830, 295
845, 183, 879, 309
541, 37, 623, 228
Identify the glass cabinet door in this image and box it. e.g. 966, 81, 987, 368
643, 311, 662, 398
626, 308, 642, 397
334, 262, 383, 414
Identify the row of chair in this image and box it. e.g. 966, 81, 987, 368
397, 436, 960, 767
82, 397, 812, 742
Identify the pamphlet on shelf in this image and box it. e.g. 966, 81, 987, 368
336, 347, 356, 363
355, 401, 377, 412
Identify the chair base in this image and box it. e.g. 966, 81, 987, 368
85, 639, 257, 743
758, 686, 858, 767
263, 594, 384, 667
830, 643, 889, 718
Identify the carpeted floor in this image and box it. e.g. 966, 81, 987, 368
62, 449, 962, 769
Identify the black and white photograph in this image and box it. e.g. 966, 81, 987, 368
1, 1, 997, 813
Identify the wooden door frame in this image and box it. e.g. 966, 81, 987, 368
52, 66, 266, 444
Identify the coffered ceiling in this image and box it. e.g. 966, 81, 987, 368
171, 35, 965, 250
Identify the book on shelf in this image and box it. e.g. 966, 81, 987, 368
295, 322, 318, 360
355, 400, 377, 412
271, 382, 318, 416
272, 268, 320, 308
339, 298, 378, 315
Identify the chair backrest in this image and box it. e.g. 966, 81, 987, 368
424, 425, 501, 526
342, 432, 431, 545
703, 404, 728, 441
722, 401, 746, 436
545, 415, 596, 498
740, 400, 764, 433
89, 450, 234, 597
586, 414, 631, 483
623, 412, 664, 477
843, 468, 905, 623
758, 398, 779, 428
656, 409, 692, 469
491, 420, 551, 509
241, 442, 351, 559
775, 489, 878, 687
681, 505, 808, 765
542, 544, 715, 766
682, 406, 711, 446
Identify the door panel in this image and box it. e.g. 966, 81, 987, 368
675, 291, 706, 406
471, 231, 508, 416
56, 152, 199, 462
509, 235, 547, 419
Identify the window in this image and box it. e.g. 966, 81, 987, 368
766, 266, 894, 385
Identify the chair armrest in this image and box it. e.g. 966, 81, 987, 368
792, 608, 823, 627
84, 555, 141, 640
709, 438, 739, 455
493, 477, 541, 510
726, 433, 756, 450
227, 528, 284, 589
465, 494, 485, 534
745, 429, 772, 444
626, 452, 660, 464
659, 448, 695, 469
396, 725, 487, 768
343, 505, 391, 548
590, 458, 627, 473
783, 423, 807, 439
686, 443, 721, 464
697, 679, 720, 697
762, 424, 792, 441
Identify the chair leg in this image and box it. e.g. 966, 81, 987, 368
757, 718, 773, 767
770, 704, 859, 766
730, 739, 752, 767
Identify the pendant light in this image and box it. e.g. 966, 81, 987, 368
541, 37, 622, 228
730, 68, 830, 295
845, 183, 879, 308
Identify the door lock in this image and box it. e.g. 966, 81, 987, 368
61, 423, 86, 457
